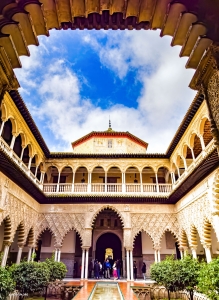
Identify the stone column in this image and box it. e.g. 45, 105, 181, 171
171, 172, 175, 184
191, 248, 197, 259
179, 247, 184, 259
0, 121, 5, 136
182, 157, 187, 170
35, 165, 39, 177
157, 249, 161, 262
31, 248, 35, 262
177, 167, 180, 179
72, 172, 75, 192
130, 249, 134, 281
20, 147, 25, 161
204, 245, 212, 263
140, 172, 143, 193
191, 148, 195, 160
16, 246, 23, 264
126, 249, 130, 281
88, 172, 91, 192
85, 248, 89, 279
81, 248, 85, 279
28, 156, 32, 170
10, 135, 16, 150
27, 247, 32, 262
154, 249, 158, 263
56, 171, 61, 192
105, 171, 107, 192
1, 243, 10, 267
57, 249, 61, 262
155, 173, 159, 193
122, 172, 126, 193
200, 135, 206, 151
40, 172, 45, 184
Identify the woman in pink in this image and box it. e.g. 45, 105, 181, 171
112, 262, 117, 280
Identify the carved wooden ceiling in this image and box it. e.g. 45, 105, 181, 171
0, 0, 219, 73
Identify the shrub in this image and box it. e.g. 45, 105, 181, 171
44, 255, 67, 282
0, 266, 15, 300
11, 261, 50, 295
198, 257, 219, 300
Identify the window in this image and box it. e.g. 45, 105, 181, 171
107, 219, 111, 227
114, 219, 118, 227
100, 219, 104, 226
108, 139, 112, 148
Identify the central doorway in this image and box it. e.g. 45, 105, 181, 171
96, 232, 122, 263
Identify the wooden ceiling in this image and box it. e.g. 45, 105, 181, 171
0, 0, 218, 72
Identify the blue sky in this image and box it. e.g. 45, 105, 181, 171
14, 29, 196, 152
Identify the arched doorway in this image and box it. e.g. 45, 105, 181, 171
95, 232, 122, 263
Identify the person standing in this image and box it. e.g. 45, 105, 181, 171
112, 261, 117, 280
133, 261, 137, 280
88, 260, 93, 278
142, 262, 146, 281
104, 259, 111, 279
116, 259, 121, 279
94, 260, 100, 279
99, 261, 103, 279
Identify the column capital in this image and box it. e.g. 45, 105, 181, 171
126, 247, 133, 251
203, 244, 212, 250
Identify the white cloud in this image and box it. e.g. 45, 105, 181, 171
15, 30, 197, 153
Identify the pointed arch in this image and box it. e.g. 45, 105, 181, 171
26, 227, 35, 246
202, 220, 212, 246
15, 222, 25, 245
179, 229, 189, 249
0, 216, 12, 243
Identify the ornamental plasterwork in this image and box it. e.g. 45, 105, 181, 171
207, 70, 219, 137
177, 194, 213, 246
130, 213, 179, 249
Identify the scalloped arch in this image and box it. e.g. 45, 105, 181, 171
90, 205, 125, 228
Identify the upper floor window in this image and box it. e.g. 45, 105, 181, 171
108, 139, 113, 148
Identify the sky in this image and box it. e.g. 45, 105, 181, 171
14, 29, 196, 153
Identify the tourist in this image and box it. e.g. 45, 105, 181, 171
99, 261, 103, 278
88, 260, 93, 278
116, 259, 121, 279
112, 261, 117, 280
104, 259, 111, 279
94, 260, 100, 279
142, 262, 146, 281
134, 261, 137, 280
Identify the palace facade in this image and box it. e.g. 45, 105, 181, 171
0, 0, 219, 281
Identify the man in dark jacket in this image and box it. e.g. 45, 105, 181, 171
116, 259, 121, 279
94, 260, 100, 279
141, 262, 146, 280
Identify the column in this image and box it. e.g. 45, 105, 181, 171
56, 171, 61, 192
28, 156, 32, 170
140, 172, 143, 193
191, 248, 197, 259
154, 249, 158, 263
126, 249, 130, 281
72, 172, 75, 192
182, 157, 187, 170
171, 172, 175, 184
155, 173, 159, 193
88, 172, 91, 192
200, 135, 206, 151
81, 248, 85, 279
190, 148, 195, 160
31, 248, 35, 262
85, 248, 89, 279
20, 147, 25, 161
1, 243, 10, 267
157, 249, 161, 262
0, 121, 5, 136
177, 167, 180, 179
40, 172, 45, 184
27, 247, 32, 262
130, 250, 134, 281
179, 248, 183, 259
34, 165, 39, 177
16, 246, 23, 264
10, 135, 16, 150
205, 246, 212, 263
57, 249, 61, 262
105, 171, 107, 192
122, 172, 126, 193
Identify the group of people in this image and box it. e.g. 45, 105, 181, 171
89, 258, 122, 280
88, 258, 147, 281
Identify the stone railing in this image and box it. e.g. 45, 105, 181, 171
43, 183, 172, 195
0, 136, 42, 189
